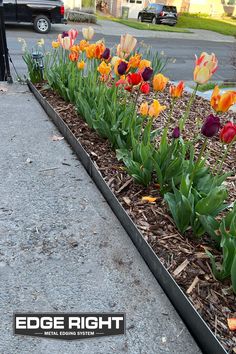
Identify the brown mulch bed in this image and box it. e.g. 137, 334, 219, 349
36, 83, 236, 353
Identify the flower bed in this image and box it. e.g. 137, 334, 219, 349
24, 28, 236, 353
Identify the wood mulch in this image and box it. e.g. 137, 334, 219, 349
36, 83, 236, 353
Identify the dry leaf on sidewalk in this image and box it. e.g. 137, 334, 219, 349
51, 135, 64, 141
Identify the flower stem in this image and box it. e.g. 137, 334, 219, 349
166, 98, 175, 129
216, 142, 234, 175
179, 83, 199, 131
189, 137, 208, 190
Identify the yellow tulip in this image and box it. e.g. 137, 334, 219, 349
153, 73, 169, 92
139, 59, 151, 71
194, 52, 218, 84
128, 54, 141, 69
77, 60, 86, 70
85, 44, 96, 59
139, 102, 149, 116
148, 99, 166, 118
79, 39, 89, 51
52, 41, 60, 49
97, 61, 111, 76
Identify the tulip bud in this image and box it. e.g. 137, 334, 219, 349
140, 82, 150, 94
141, 67, 153, 81
220, 122, 236, 144
117, 61, 128, 75
102, 48, 110, 60
201, 114, 221, 138
172, 127, 180, 139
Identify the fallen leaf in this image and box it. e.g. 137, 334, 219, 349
51, 135, 64, 141
227, 318, 236, 331
142, 196, 157, 203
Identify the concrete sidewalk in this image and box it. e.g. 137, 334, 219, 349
0, 83, 201, 354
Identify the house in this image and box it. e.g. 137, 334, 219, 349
105, 0, 236, 19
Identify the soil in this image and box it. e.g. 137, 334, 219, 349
36, 83, 236, 353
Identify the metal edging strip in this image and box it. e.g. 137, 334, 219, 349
28, 81, 228, 354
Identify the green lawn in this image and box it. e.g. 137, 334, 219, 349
177, 14, 236, 36
98, 13, 236, 36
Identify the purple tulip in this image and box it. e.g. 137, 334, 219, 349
172, 127, 180, 139
102, 48, 110, 60
201, 114, 221, 138
141, 67, 153, 81
62, 31, 69, 38
118, 61, 128, 75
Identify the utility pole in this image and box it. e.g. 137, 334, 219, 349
0, 0, 12, 82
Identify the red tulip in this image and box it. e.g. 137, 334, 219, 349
127, 72, 142, 86
140, 82, 150, 94
220, 122, 236, 144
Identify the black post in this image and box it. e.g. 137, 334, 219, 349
0, 0, 12, 82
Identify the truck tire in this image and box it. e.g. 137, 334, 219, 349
33, 15, 51, 34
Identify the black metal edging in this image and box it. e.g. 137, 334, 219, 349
28, 81, 228, 354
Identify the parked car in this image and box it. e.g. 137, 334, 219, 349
137, 3, 177, 26
3, 0, 66, 33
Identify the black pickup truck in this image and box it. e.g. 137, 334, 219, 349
3, 0, 65, 33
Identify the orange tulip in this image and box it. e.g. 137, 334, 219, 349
153, 74, 169, 92
97, 61, 111, 76
70, 45, 80, 53
85, 44, 96, 59
69, 51, 79, 62
139, 102, 149, 116
79, 39, 89, 51
169, 81, 185, 98
211, 86, 236, 113
194, 52, 218, 84
128, 54, 141, 69
94, 42, 106, 59
117, 33, 137, 58
148, 99, 166, 118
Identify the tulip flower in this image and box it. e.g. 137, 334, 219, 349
139, 59, 151, 71
77, 60, 86, 70
52, 41, 60, 49
127, 72, 142, 86
141, 67, 153, 82
201, 114, 221, 138
128, 54, 141, 68
172, 127, 180, 139
194, 52, 218, 84
69, 51, 79, 62
68, 29, 78, 41
117, 33, 137, 58
169, 81, 185, 98
101, 48, 110, 60
58, 34, 74, 50
79, 39, 89, 51
94, 42, 106, 59
111, 56, 120, 67
82, 26, 95, 41
61, 31, 69, 38
220, 122, 236, 144
140, 82, 150, 94
148, 99, 166, 118
211, 86, 236, 113
139, 102, 149, 116
85, 44, 96, 59
117, 61, 128, 75
97, 61, 111, 76
153, 74, 169, 92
